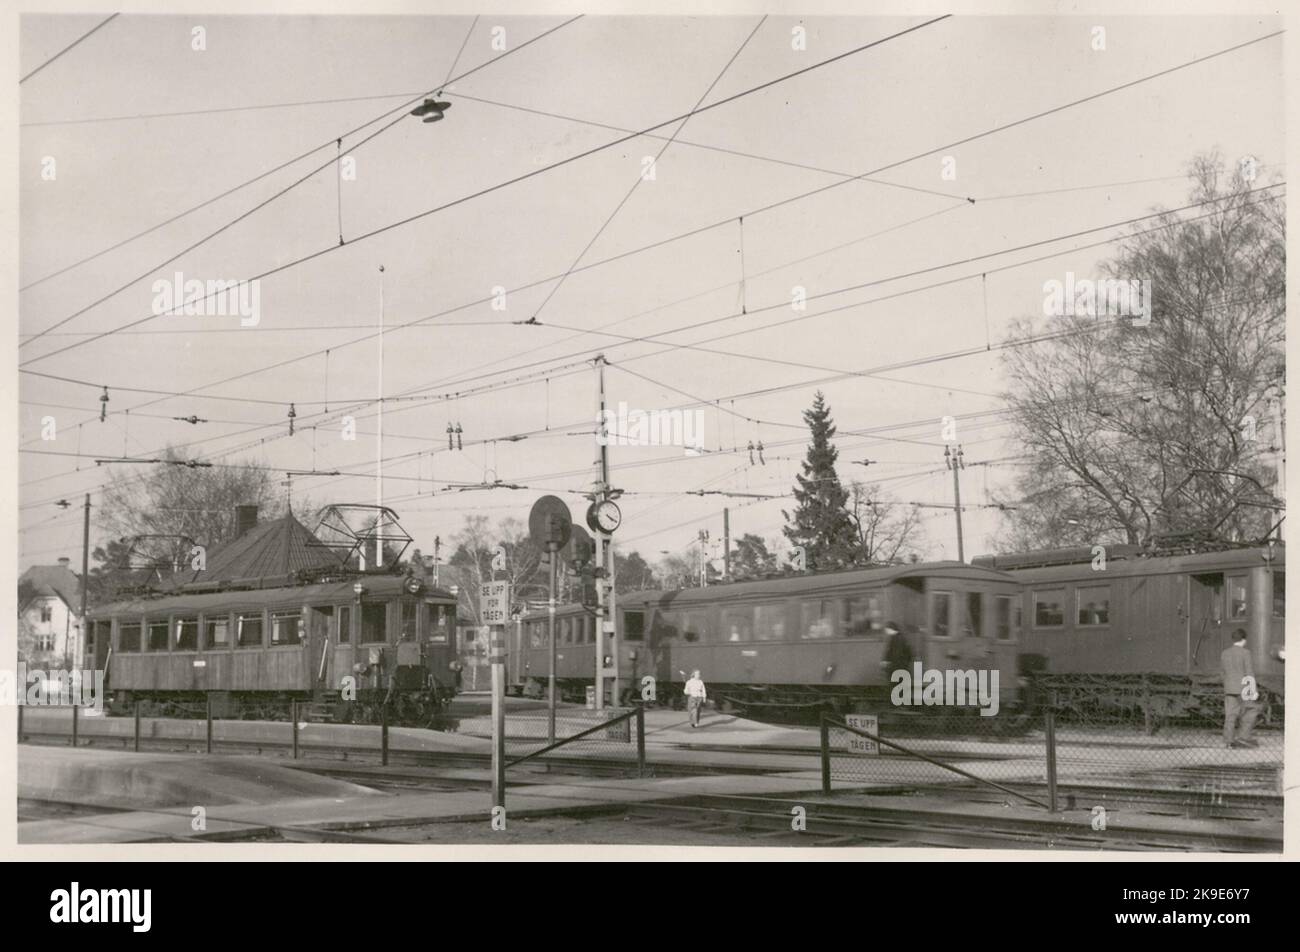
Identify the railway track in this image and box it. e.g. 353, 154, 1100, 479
622, 793, 1281, 851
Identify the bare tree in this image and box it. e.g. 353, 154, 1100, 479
97, 447, 284, 575
849, 482, 926, 563
1000, 152, 1285, 548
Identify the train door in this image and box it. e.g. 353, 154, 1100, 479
952, 589, 994, 674
924, 587, 990, 669
307, 605, 334, 697
1187, 573, 1225, 676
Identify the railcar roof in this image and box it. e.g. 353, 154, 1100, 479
986, 544, 1282, 581
87, 574, 455, 619
617, 561, 1019, 607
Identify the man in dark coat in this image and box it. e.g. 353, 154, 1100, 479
1221, 629, 1260, 749
882, 620, 913, 676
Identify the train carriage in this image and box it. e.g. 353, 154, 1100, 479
973, 541, 1285, 723
518, 561, 1026, 714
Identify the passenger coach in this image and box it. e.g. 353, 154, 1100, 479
517, 561, 1026, 714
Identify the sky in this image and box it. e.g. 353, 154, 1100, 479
17, 13, 1286, 574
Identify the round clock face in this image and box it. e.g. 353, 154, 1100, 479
591, 500, 621, 533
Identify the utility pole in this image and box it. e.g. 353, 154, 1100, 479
723, 508, 731, 579
79, 494, 90, 669
375, 264, 385, 569
1270, 378, 1286, 539
698, 530, 710, 587
945, 444, 966, 562
592, 355, 619, 709
547, 540, 558, 742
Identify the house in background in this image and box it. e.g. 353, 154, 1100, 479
18, 557, 84, 669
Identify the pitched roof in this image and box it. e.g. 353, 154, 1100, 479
193, 513, 342, 584
20, 564, 83, 612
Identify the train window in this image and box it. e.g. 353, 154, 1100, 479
237, 613, 264, 647
963, 593, 983, 637
529, 620, 547, 648
994, 596, 1013, 640
624, 610, 645, 642
271, 611, 304, 646
175, 617, 199, 651
400, 602, 418, 640
683, 612, 709, 642
1033, 590, 1065, 628
753, 604, 787, 641
338, 606, 351, 644
147, 621, 169, 651
931, 593, 952, 638
119, 622, 141, 653
722, 606, 753, 642
585, 616, 596, 644
423, 603, 449, 644
205, 617, 229, 650
801, 599, 838, 639
843, 595, 881, 637
1076, 586, 1110, 626
360, 604, 387, 643
1228, 576, 1249, 619
1273, 572, 1285, 618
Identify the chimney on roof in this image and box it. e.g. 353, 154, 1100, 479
235, 505, 259, 539
57, 557, 70, 569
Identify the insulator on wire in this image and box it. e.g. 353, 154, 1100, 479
757, 441, 765, 465
747, 441, 755, 465
288, 403, 297, 436
99, 386, 109, 422
455, 422, 463, 451
446, 423, 454, 450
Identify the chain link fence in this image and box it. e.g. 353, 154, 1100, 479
823, 700, 1283, 814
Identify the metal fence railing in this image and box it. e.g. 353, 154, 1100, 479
821, 701, 1283, 814
504, 706, 646, 776
17, 698, 405, 765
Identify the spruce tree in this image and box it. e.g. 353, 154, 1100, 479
783, 391, 859, 570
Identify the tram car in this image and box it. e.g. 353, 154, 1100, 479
85, 506, 460, 726
515, 561, 1027, 715
972, 540, 1285, 724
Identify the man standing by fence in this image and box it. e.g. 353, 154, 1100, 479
1221, 629, 1260, 749
684, 670, 707, 728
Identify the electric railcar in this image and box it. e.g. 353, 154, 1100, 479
85, 508, 461, 725
88, 574, 459, 724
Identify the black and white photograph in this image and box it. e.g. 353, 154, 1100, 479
4, 2, 1294, 867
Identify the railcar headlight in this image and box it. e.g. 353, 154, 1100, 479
1276, 647, 1286, 661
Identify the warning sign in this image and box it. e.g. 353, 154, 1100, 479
843, 714, 879, 755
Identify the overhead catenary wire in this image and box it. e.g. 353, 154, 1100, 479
19, 13, 119, 84
20, 15, 948, 359
18, 29, 1284, 557
18, 15, 584, 297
